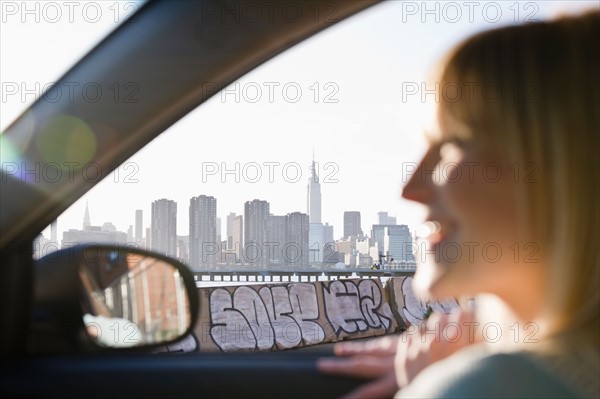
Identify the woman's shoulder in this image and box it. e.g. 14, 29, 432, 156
397, 345, 589, 399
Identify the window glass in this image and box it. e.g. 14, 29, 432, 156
23, 1, 596, 281
1, 0, 146, 131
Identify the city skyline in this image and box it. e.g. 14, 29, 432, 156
12, 1, 593, 266
44, 152, 423, 245
40, 187, 416, 270
39, 153, 427, 246
52, 198, 410, 244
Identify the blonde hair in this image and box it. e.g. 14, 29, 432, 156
436, 12, 599, 343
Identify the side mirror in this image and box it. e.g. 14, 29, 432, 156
33, 245, 199, 353
78, 246, 196, 348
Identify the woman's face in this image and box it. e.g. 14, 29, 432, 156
402, 132, 546, 317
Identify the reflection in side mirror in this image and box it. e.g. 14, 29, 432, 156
78, 246, 193, 348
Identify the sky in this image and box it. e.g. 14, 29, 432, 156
1, 0, 597, 242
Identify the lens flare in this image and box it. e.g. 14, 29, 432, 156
35, 115, 97, 169
416, 221, 441, 239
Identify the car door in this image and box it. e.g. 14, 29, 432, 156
0, 2, 381, 397
1, 1, 591, 397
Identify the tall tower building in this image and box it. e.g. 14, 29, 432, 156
344, 211, 363, 239
322, 222, 336, 264
226, 212, 237, 250
286, 212, 309, 268
307, 156, 321, 224
145, 227, 152, 249
50, 219, 58, 243
378, 211, 396, 225
216, 217, 222, 245
323, 223, 334, 245
151, 199, 177, 258
83, 201, 91, 230
268, 214, 287, 265
383, 225, 415, 264
244, 199, 270, 268
307, 154, 325, 264
127, 225, 133, 243
189, 195, 217, 268
309, 223, 324, 264
135, 209, 143, 241
232, 215, 244, 262
371, 224, 399, 255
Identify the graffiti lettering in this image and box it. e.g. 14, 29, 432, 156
209, 283, 326, 351
322, 279, 394, 336
200, 278, 406, 352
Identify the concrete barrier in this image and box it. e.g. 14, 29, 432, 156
194, 277, 458, 352
385, 276, 459, 329
194, 278, 397, 351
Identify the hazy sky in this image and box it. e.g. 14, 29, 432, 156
1, 1, 596, 241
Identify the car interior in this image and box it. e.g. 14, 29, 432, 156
1, 1, 381, 397
1, 0, 594, 397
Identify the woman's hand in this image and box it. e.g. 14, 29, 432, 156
317, 335, 400, 399
317, 308, 479, 399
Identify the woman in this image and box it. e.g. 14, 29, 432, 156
318, 10, 599, 399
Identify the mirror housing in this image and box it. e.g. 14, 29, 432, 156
31, 245, 199, 353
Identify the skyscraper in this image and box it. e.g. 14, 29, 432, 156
244, 199, 270, 268
50, 219, 58, 243
307, 157, 321, 224
286, 212, 309, 268
344, 211, 363, 239
377, 211, 396, 225
383, 225, 415, 264
371, 224, 397, 258
309, 222, 324, 264
307, 155, 324, 264
322, 222, 336, 264
232, 215, 243, 262
189, 195, 217, 268
135, 209, 143, 241
323, 222, 334, 245
145, 227, 152, 249
226, 212, 236, 250
83, 201, 91, 229
177, 236, 189, 263
268, 214, 287, 265
151, 199, 177, 257
216, 217, 222, 245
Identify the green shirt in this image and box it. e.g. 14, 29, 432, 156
397, 345, 591, 399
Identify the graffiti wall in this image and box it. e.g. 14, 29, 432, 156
194, 278, 398, 352
386, 276, 459, 328
193, 276, 459, 352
